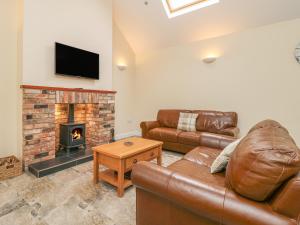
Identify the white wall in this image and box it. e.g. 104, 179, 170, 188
2, 0, 299, 158
0, 0, 22, 157
22, 0, 113, 90
135, 19, 300, 144
113, 24, 138, 139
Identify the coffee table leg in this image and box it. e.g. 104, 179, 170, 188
93, 151, 99, 184
117, 160, 125, 197
157, 146, 162, 166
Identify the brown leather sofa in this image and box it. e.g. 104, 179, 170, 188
132, 120, 300, 225
140, 109, 239, 154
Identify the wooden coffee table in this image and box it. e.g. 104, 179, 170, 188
93, 137, 163, 197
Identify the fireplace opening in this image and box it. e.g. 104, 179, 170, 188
57, 104, 86, 156
72, 128, 83, 141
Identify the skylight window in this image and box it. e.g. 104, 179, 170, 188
162, 0, 219, 18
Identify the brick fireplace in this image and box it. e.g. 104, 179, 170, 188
21, 85, 116, 167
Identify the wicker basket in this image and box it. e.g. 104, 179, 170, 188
0, 156, 22, 181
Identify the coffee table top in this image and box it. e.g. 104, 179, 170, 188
93, 137, 163, 159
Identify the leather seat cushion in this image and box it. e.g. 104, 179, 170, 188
226, 121, 300, 201
148, 127, 182, 143
168, 159, 226, 188
183, 146, 221, 168
178, 132, 201, 146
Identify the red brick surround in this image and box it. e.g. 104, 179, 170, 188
22, 85, 116, 167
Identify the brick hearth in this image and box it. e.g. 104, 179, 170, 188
22, 85, 116, 167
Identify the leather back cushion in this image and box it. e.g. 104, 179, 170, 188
157, 110, 190, 128
192, 110, 237, 132
226, 121, 300, 201
248, 119, 289, 134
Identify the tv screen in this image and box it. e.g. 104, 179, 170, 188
55, 43, 99, 79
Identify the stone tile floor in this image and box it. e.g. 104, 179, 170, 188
0, 151, 182, 225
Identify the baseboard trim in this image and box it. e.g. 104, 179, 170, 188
114, 130, 141, 140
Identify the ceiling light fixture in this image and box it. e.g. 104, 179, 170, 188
162, 0, 219, 18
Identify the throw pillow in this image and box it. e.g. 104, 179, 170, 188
177, 113, 198, 132
210, 138, 242, 174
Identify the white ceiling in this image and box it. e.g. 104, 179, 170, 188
113, 0, 300, 54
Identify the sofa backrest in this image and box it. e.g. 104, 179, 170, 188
157, 109, 238, 132
226, 120, 300, 202
157, 110, 190, 128
192, 110, 237, 132
248, 119, 289, 134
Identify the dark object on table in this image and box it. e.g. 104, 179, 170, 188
124, 141, 134, 146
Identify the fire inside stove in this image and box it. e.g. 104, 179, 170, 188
72, 128, 83, 141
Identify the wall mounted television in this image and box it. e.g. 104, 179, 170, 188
55, 43, 100, 80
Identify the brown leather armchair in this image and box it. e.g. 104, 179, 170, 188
132, 120, 300, 225
140, 109, 239, 153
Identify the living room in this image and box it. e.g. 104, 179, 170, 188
1, 0, 300, 225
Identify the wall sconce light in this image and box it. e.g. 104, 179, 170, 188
117, 64, 127, 71
202, 57, 217, 64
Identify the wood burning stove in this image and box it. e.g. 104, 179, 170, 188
59, 104, 86, 155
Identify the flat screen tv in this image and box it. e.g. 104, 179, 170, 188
55, 43, 99, 79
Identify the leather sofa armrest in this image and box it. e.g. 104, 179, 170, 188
220, 127, 240, 137
132, 161, 173, 195
132, 162, 297, 225
140, 121, 160, 138
132, 161, 225, 223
